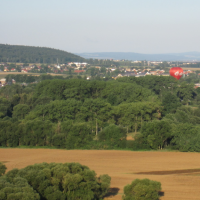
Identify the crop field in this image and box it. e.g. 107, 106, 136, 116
0, 72, 66, 76
1, 149, 200, 200
181, 67, 200, 71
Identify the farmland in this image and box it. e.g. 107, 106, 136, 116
0, 72, 67, 78
1, 149, 200, 200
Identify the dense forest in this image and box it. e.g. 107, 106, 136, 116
0, 44, 85, 63
0, 75, 200, 151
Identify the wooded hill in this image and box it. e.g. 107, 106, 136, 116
0, 44, 85, 63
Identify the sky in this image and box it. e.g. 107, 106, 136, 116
1, 0, 200, 54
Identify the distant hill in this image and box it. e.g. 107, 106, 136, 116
77, 52, 200, 61
0, 44, 85, 63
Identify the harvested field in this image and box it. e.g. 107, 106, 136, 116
181, 67, 200, 71
1, 149, 200, 200
0, 72, 67, 78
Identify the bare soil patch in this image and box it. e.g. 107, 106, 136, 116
1, 149, 200, 200
126, 135, 134, 141
136, 168, 200, 175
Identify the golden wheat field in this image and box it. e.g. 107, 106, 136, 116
1, 149, 200, 200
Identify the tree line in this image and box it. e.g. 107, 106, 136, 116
0, 76, 200, 151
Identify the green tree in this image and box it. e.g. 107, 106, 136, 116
113, 102, 161, 134
123, 179, 161, 200
13, 104, 30, 120
1, 162, 111, 200
98, 124, 126, 148
78, 99, 112, 135
140, 120, 172, 150
176, 82, 196, 105
0, 176, 40, 200
171, 123, 200, 152
0, 163, 6, 176
0, 97, 12, 118
162, 92, 181, 115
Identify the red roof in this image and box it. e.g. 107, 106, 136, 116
74, 70, 85, 73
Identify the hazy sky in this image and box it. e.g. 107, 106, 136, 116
1, 0, 200, 54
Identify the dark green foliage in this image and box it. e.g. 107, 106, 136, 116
27, 99, 82, 122
0, 84, 23, 100
165, 106, 200, 125
0, 162, 111, 200
171, 123, 200, 152
0, 120, 20, 147
21, 120, 54, 146
0, 76, 200, 152
101, 81, 153, 105
32, 96, 52, 107
6, 74, 37, 84
13, 104, 30, 119
34, 79, 153, 103
98, 124, 126, 148
0, 176, 40, 200
138, 120, 172, 150
130, 135, 151, 151
176, 82, 197, 105
0, 97, 12, 118
123, 179, 161, 200
34, 79, 69, 100
0, 44, 85, 63
162, 92, 181, 115
51, 134, 66, 149
58, 122, 93, 149
0, 163, 6, 177
112, 101, 161, 133
117, 76, 177, 96
78, 98, 112, 128
196, 87, 200, 94
0, 119, 54, 147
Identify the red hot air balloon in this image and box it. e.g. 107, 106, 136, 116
169, 67, 183, 80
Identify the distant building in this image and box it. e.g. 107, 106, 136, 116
21, 69, 28, 73
195, 83, 200, 88
68, 62, 88, 67
0, 78, 6, 84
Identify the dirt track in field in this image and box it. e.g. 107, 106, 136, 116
1, 149, 200, 200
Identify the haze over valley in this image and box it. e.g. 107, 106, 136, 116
77, 51, 200, 61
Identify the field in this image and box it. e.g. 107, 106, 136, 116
181, 67, 200, 71
0, 72, 67, 79
1, 149, 200, 200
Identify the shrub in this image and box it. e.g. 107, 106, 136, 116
123, 179, 161, 200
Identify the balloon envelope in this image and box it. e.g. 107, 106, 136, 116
169, 67, 183, 80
